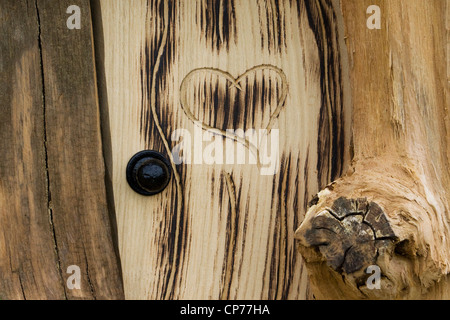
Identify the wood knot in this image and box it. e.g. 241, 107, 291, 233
297, 197, 397, 274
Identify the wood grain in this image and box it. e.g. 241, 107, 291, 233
94, 0, 352, 299
0, 0, 64, 300
296, 0, 450, 299
0, 0, 124, 299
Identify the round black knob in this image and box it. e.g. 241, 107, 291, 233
126, 150, 172, 196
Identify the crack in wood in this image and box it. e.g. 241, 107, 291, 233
18, 273, 26, 300
34, 0, 67, 300
83, 247, 96, 300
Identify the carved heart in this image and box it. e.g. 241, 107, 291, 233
179, 65, 289, 164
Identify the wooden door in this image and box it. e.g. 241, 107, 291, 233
93, 0, 351, 299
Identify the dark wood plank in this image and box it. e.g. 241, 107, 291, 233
0, 0, 123, 299
0, 0, 66, 300
36, 0, 123, 299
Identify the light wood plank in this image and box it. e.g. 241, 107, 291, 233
95, 0, 351, 299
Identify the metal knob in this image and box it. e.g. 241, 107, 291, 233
126, 150, 172, 196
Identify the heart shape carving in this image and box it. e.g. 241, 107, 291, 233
179, 64, 289, 166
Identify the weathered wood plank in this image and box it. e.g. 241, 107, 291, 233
94, 0, 351, 299
0, 0, 124, 299
36, 0, 124, 299
0, 0, 65, 300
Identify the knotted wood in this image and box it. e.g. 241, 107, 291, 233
296, 0, 450, 300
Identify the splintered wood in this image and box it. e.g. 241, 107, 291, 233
296, 0, 450, 300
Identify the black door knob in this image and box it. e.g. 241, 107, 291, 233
126, 150, 172, 196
